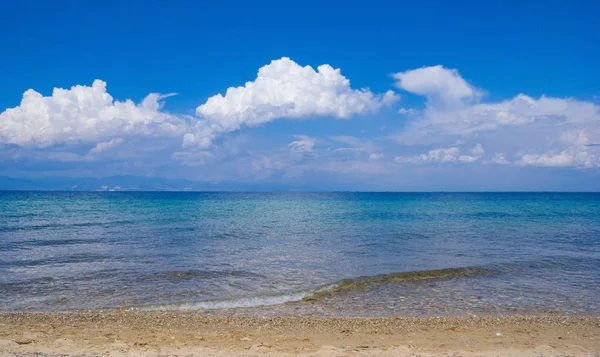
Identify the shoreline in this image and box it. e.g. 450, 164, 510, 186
1, 312, 598, 356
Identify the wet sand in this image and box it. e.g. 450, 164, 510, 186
0, 312, 599, 356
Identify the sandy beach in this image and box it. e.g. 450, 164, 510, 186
0, 312, 598, 356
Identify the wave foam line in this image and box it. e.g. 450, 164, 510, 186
132, 284, 337, 311
130, 266, 493, 311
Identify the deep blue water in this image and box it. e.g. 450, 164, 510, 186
0, 192, 598, 315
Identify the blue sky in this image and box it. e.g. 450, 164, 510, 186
1, 0, 599, 190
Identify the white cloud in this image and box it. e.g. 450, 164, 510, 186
396, 95, 600, 148
457, 154, 480, 163
392, 65, 480, 105
516, 152, 575, 167
395, 147, 457, 164
287, 135, 316, 153
330, 135, 385, 161
0, 80, 184, 148
515, 133, 599, 168
88, 137, 124, 155
4, 62, 598, 181
395, 144, 484, 165
393, 65, 600, 169
487, 153, 510, 165
470, 143, 484, 156
190, 57, 398, 148
421, 147, 460, 163
331, 135, 378, 153
398, 108, 418, 116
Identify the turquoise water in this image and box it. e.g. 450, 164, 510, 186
0, 192, 599, 316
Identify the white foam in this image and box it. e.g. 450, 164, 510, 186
133, 284, 337, 311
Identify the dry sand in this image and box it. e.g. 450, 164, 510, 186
0, 312, 598, 356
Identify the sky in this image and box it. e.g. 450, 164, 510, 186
1, 0, 599, 191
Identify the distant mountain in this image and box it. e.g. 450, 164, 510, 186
0, 175, 298, 192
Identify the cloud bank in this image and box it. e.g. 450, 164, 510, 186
0, 60, 599, 188
392, 65, 600, 168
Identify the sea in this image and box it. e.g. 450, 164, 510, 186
1, 191, 598, 316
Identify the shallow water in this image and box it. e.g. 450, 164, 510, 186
1, 191, 599, 315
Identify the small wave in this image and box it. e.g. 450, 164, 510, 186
133, 285, 336, 311
131, 267, 491, 311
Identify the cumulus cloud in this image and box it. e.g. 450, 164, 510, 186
392, 65, 480, 105
189, 57, 398, 148
0, 80, 184, 148
393, 65, 600, 169
420, 147, 460, 163
395, 144, 484, 164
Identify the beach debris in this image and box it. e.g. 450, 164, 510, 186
240, 336, 252, 341
496, 332, 502, 337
